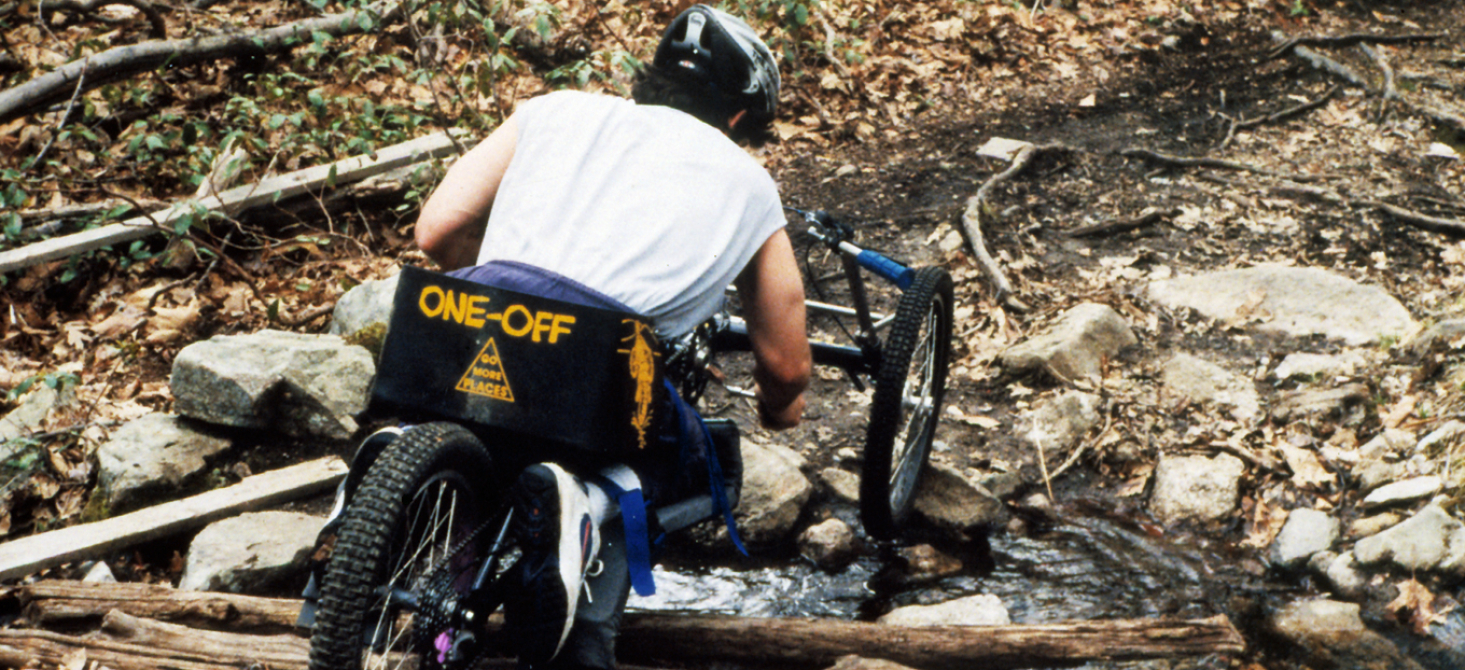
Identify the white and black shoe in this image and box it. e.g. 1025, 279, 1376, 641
504, 463, 601, 667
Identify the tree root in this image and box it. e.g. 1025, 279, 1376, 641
1064, 208, 1178, 239
961, 142, 1065, 309
1267, 31, 1445, 61
1220, 85, 1340, 149
1120, 148, 1328, 182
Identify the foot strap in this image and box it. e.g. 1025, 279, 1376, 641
595, 465, 656, 597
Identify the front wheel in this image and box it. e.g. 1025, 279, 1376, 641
308, 422, 500, 670
860, 266, 953, 541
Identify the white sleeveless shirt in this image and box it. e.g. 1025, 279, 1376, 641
475, 91, 786, 337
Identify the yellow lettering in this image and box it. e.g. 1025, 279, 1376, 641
465, 295, 490, 328
533, 311, 556, 342
502, 305, 534, 338
549, 314, 576, 343
419, 285, 446, 317
442, 290, 467, 324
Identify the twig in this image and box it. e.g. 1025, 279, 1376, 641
1120, 148, 1327, 182
1292, 45, 1370, 90
1360, 44, 1398, 101
1219, 85, 1340, 149
1361, 200, 1465, 236
813, 6, 854, 95
1064, 208, 1177, 239
1049, 410, 1114, 481
28, 66, 86, 173
961, 143, 1058, 307
1267, 31, 1445, 60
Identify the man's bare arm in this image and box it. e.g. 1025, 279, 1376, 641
735, 228, 811, 429
415, 117, 519, 270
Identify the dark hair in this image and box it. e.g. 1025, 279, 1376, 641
631, 64, 775, 147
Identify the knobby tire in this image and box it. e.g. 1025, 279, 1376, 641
308, 422, 498, 670
860, 266, 953, 540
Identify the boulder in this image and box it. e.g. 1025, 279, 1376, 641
1269, 508, 1339, 571
0, 383, 72, 461
1147, 264, 1417, 346
1148, 453, 1245, 525
1353, 505, 1465, 577
96, 414, 233, 511
1161, 353, 1261, 421
1023, 391, 1102, 451
877, 594, 1010, 626
179, 511, 326, 593
736, 437, 813, 545
912, 462, 1003, 533
998, 303, 1136, 383
818, 467, 861, 504
171, 330, 375, 439
1268, 599, 1425, 670
328, 272, 400, 338
798, 518, 858, 570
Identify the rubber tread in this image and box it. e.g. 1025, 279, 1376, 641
308, 422, 497, 670
859, 266, 953, 541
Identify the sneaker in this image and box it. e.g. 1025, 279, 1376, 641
504, 463, 601, 667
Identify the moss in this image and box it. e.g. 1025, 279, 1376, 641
344, 322, 389, 360
80, 491, 111, 524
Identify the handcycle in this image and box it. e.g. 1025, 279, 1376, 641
299, 209, 954, 670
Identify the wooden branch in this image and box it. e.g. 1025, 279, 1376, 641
14, 580, 303, 633
4, 580, 1247, 670
0, 1, 402, 123
1362, 200, 1465, 235
0, 131, 462, 275
961, 143, 1052, 305
1267, 32, 1446, 60
1221, 85, 1340, 149
0, 627, 249, 670
1292, 45, 1370, 90
98, 610, 310, 669
1120, 148, 1325, 182
1064, 208, 1176, 239
617, 613, 1246, 670
0, 457, 347, 581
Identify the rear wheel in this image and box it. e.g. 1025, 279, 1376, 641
860, 267, 953, 541
308, 422, 499, 670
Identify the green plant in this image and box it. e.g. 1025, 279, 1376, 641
5, 371, 81, 403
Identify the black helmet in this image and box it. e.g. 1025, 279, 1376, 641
653, 5, 780, 121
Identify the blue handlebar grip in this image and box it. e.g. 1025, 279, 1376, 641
857, 250, 915, 290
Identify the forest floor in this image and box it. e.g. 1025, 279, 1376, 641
1, 1, 1464, 668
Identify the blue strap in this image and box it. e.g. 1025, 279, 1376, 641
595, 468, 656, 597
666, 379, 746, 556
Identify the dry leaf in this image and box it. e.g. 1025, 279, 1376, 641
1279, 443, 1336, 489
1240, 497, 1288, 549
1386, 578, 1450, 635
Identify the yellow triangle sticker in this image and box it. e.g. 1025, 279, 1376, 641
456, 337, 515, 402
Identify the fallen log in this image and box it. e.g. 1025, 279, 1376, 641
0, 457, 347, 582
616, 612, 1246, 670
0, 626, 249, 670
0, 2, 402, 124
8, 581, 1246, 670
0, 131, 462, 275
13, 580, 302, 633
98, 610, 310, 669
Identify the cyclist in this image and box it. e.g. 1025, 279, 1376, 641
413, 5, 811, 670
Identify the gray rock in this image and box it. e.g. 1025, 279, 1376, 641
977, 470, 1022, 500
1148, 453, 1245, 525
1355, 459, 1411, 494
798, 518, 858, 570
912, 462, 1003, 532
1146, 264, 1417, 346
819, 467, 861, 503
1405, 317, 1465, 354
1161, 353, 1261, 420
1268, 599, 1425, 670
1272, 351, 1367, 382
329, 273, 400, 337
1271, 383, 1370, 424
736, 437, 812, 546
0, 384, 71, 460
81, 561, 117, 584
1270, 508, 1339, 570
1417, 420, 1465, 455
1023, 391, 1102, 451
1308, 551, 1365, 599
826, 656, 920, 670
878, 594, 1010, 626
998, 303, 1137, 383
1360, 428, 1416, 460
1362, 476, 1444, 510
1349, 512, 1404, 539
1353, 505, 1465, 576
171, 330, 375, 439
96, 414, 233, 511
886, 544, 963, 586
179, 511, 326, 593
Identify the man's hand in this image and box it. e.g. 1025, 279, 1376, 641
755, 383, 806, 430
